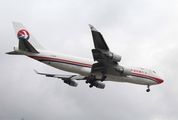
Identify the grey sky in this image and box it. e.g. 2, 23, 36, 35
0, 0, 178, 120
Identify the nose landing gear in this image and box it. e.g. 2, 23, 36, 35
146, 85, 150, 92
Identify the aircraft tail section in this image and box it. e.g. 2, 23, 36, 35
12, 22, 45, 53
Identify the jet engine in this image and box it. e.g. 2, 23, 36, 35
116, 67, 131, 76
107, 53, 122, 62
95, 81, 105, 89
92, 49, 122, 62
64, 79, 78, 87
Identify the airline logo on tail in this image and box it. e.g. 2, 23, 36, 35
17, 29, 30, 40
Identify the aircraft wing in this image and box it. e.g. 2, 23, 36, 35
34, 70, 86, 87
34, 70, 105, 89
89, 25, 122, 77
34, 69, 85, 79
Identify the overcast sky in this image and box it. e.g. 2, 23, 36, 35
0, 0, 178, 120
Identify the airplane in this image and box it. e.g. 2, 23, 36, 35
6, 22, 164, 92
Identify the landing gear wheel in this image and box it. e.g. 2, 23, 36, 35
146, 89, 150, 92
89, 84, 93, 88
86, 75, 95, 84
87, 75, 96, 88
146, 85, 150, 92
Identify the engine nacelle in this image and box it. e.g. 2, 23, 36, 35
120, 67, 131, 76
108, 53, 122, 62
92, 49, 121, 62
95, 81, 105, 89
64, 80, 78, 87
116, 67, 131, 76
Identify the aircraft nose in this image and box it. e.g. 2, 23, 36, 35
159, 78, 164, 84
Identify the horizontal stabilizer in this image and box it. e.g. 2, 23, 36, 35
6, 51, 23, 55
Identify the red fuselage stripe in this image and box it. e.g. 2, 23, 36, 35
28, 56, 164, 84
131, 72, 164, 84
28, 55, 92, 67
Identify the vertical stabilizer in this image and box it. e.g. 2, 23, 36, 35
12, 22, 45, 50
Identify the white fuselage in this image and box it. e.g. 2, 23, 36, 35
9, 22, 164, 91
16, 48, 163, 86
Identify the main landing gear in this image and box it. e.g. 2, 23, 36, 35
146, 85, 150, 92
86, 75, 96, 88
101, 74, 107, 82
86, 74, 107, 88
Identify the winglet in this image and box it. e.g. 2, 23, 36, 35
89, 24, 110, 50
89, 24, 98, 32
34, 69, 55, 77
34, 69, 39, 74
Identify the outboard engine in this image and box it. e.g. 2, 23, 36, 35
92, 49, 122, 63
64, 79, 78, 87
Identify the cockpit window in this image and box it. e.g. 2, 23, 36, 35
153, 71, 156, 73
